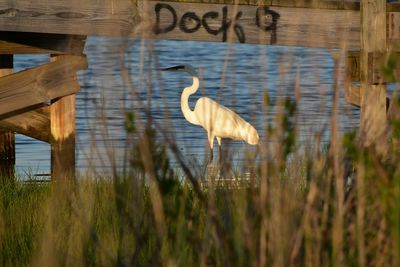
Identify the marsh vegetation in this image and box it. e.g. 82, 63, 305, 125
1, 39, 399, 267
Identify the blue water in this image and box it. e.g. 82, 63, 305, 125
13, 37, 360, 176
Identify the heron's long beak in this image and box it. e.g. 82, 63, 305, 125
161, 65, 185, 71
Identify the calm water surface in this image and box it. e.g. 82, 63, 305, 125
14, 37, 360, 176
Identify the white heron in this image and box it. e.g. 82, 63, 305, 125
162, 65, 259, 160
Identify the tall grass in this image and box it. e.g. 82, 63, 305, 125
1, 100, 399, 266
1, 44, 400, 266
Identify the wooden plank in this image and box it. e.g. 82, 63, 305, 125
0, 104, 50, 143
0, 130, 14, 179
151, 0, 362, 10
155, 0, 400, 11
346, 51, 400, 83
50, 55, 76, 181
343, 0, 360, 10
0, 0, 361, 45
346, 51, 360, 81
345, 51, 361, 107
0, 0, 136, 37
0, 55, 15, 179
387, 3, 400, 12
0, 55, 87, 116
344, 85, 360, 107
367, 52, 387, 84
0, 32, 86, 55
0, 0, 400, 41
360, 0, 387, 151
139, 1, 360, 49
387, 12, 400, 50
271, 0, 342, 9
388, 97, 400, 120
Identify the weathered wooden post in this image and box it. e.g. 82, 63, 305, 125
0, 55, 15, 179
360, 0, 387, 153
50, 55, 76, 181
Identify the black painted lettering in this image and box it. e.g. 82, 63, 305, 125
153, 3, 177, 34
255, 6, 280, 43
220, 7, 229, 42
179, 12, 201, 33
152, 3, 250, 44
233, 11, 245, 43
234, 22, 245, 43
220, 7, 245, 43
202, 11, 220, 35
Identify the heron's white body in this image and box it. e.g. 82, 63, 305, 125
175, 65, 259, 150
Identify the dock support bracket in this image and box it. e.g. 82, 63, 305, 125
0, 55, 15, 179
50, 55, 77, 181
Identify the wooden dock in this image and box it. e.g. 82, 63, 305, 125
0, 0, 397, 179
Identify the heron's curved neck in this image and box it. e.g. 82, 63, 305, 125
181, 76, 200, 125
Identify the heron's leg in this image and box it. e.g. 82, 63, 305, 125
208, 132, 214, 161
216, 137, 222, 146
216, 137, 222, 162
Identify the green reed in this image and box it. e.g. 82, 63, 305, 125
0, 52, 399, 267
0, 95, 398, 266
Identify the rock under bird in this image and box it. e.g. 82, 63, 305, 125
162, 64, 259, 160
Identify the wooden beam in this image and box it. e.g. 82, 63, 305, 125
344, 50, 360, 108
387, 3, 400, 12
344, 52, 400, 119
0, 0, 361, 47
0, 55, 87, 116
388, 97, 400, 120
0, 129, 14, 179
154, 0, 400, 11
0, 0, 136, 37
346, 51, 360, 82
269, 0, 360, 10
0, 104, 50, 143
344, 83, 360, 107
345, 51, 360, 107
387, 12, 400, 51
346, 51, 400, 83
360, 0, 387, 151
0, 55, 15, 179
367, 52, 389, 84
139, 1, 360, 49
50, 55, 76, 181
0, 32, 86, 55
0, 0, 398, 48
